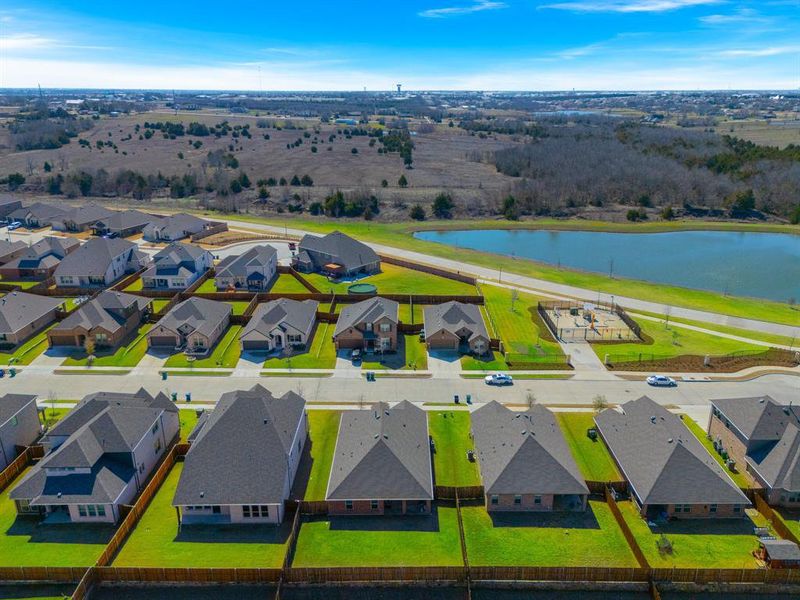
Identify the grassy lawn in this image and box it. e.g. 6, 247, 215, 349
269, 274, 311, 293
0, 327, 53, 366
151, 299, 173, 314
164, 325, 242, 369
461, 351, 509, 371
226, 301, 251, 316
123, 278, 143, 292
113, 462, 290, 568
41, 407, 70, 429
555, 413, 621, 482
179, 409, 201, 441
774, 508, 800, 541
361, 335, 428, 371
61, 324, 153, 367
428, 411, 480, 487
0, 278, 40, 290
461, 500, 637, 567
618, 500, 762, 568
0, 467, 115, 567
263, 323, 336, 369
300, 411, 340, 501
302, 263, 477, 296
194, 278, 218, 293
681, 415, 754, 488
398, 303, 424, 324
292, 505, 462, 567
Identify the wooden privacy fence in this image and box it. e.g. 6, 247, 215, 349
0, 445, 43, 494
94, 566, 282, 584
277, 265, 321, 293
284, 566, 467, 584
605, 487, 650, 570
754, 493, 800, 545
190, 221, 228, 242
470, 566, 650, 582
435, 486, 485, 501
650, 568, 800, 584
586, 480, 628, 495
109, 267, 147, 292
380, 254, 477, 286
0, 566, 86, 582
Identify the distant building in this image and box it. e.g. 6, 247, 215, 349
91, 210, 158, 238
51, 203, 115, 233
143, 213, 220, 243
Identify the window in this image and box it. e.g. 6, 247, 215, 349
287, 334, 302, 344
733, 505, 741, 513
243, 505, 250, 518
243, 505, 270, 518
345, 500, 353, 511
534, 495, 542, 505
490, 495, 498, 505
154, 437, 162, 453
10, 416, 17, 427
379, 323, 391, 333
79, 506, 87, 517
97, 505, 106, 517
87, 505, 97, 517
365, 322, 373, 331
709, 504, 717, 513
514, 495, 522, 505
152, 421, 160, 435
371, 500, 379, 510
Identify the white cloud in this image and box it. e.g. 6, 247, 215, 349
0, 33, 56, 50
699, 9, 761, 25
419, 1, 508, 18
717, 46, 799, 58
540, 0, 721, 13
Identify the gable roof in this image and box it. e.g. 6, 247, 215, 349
0, 196, 21, 218
762, 539, 800, 561
0, 292, 63, 335
2, 236, 79, 271
144, 213, 206, 238
56, 203, 114, 227
54, 237, 140, 278
173, 385, 306, 506
51, 291, 150, 335
241, 299, 318, 341
215, 245, 277, 279
326, 401, 433, 501
0, 240, 26, 260
594, 396, 749, 506
0, 394, 37, 427
142, 243, 210, 279
711, 396, 800, 443
471, 402, 588, 496
334, 297, 399, 337
8, 202, 68, 222
153, 297, 230, 339
747, 423, 800, 493
424, 301, 489, 342
298, 231, 379, 272
93, 209, 156, 232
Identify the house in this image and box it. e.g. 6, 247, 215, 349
333, 297, 399, 352
9, 388, 178, 524
142, 213, 213, 242
215, 245, 277, 291
326, 401, 433, 515
595, 397, 749, 519
173, 385, 307, 525
0, 394, 41, 470
141, 243, 213, 290
240, 298, 319, 352
147, 297, 231, 353
471, 402, 588, 512
47, 291, 151, 348
51, 203, 115, 232
423, 301, 490, 355
756, 539, 800, 569
0, 196, 22, 220
91, 209, 158, 238
0, 237, 80, 280
53, 238, 150, 288
6, 202, 68, 229
294, 231, 380, 277
709, 396, 800, 507
0, 292, 64, 347
0, 240, 27, 266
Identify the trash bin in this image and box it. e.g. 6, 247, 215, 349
9, 368, 16, 378
454, 394, 459, 404
185, 392, 191, 402
161, 371, 168, 381
466, 394, 472, 404
171, 392, 178, 402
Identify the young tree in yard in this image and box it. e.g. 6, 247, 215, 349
526, 392, 537, 408
510, 288, 519, 312
593, 395, 608, 413
409, 204, 426, 221
397, 174, 408, 188
84, 338, 96, 366
432, 192, 454, 219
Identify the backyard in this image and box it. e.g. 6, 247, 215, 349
113, 462, 290, 568
269, 274, 311, 293
555, 412, 622, 482
428, 411, 480, 487
301, 263, 477, 296
164, 325, 242, 369
681, 415, 753, 488
461, 500, 637, 567
263, 323, 336, 369
295, 410, 340, 501
60, 324, 153, 367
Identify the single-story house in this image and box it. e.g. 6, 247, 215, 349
51, 203, 115, 232
471, 401, 589, 512
6, 202, 68, 229
47, 291, 151, 349
709, 396, 800, 507
0, 240, 27, 266
173, 385, 307, 525
215, 245, 277, 291
141, 243, 213, 290
757, 539, 800, 569
0, 236, 80, 280
91, 209, 158, 238
595, 396, 750, 519
142, 213, 214, 242
0, 292, 64, 347
0, 196, 23, 220
240, 299, 319, 353
10, 388, 178, 524
326, 401, 433, 515
53, 238, 150, 288
0, 394, 41, 470
147, 297, 231, 354
423, 301, 490, 355
294, 231, 380, 277
333, 297, 399, 352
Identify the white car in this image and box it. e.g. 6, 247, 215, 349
6, 221, 21, 231
485, 373, 514, 386
646, 375, 677, 387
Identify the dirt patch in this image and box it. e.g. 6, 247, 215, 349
607, 349, 799, 373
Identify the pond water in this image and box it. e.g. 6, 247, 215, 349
413, 229, 800, 303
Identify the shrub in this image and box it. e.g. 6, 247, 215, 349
433, 193, 455, 219
409, 204, 426, 221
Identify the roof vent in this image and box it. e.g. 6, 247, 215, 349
263, 419, 269, 425
667, 438, 673, 444
650, 416, 656, 423
759, 398, 765, 403
57, 492, 62, 498
200, 491, 205, 498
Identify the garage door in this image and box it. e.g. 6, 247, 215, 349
149, 335, 177, 347
242, 340, 269, 351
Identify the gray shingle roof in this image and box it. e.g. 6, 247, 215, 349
92, 209, 156, 233
711, 396, 800, 443
241, 299, 318, 342
594, 396, 749, 506
53, 237, 141, 278
334, 297, 399, 337
173, 385, 306, 506
0, 240, 26, 261
215, 245, 277, 279
0, 196, 21, 218
2, 236, 79, 271
471, 402, 588, 496
142, 242, 210, 279
424, 301, 489, 342
298, 231, 379, 273
0, 393, 37, 427
8, 202, 68, 223
144, 213, 207, 239
57, 203, 114, 227
0, 292, 63, 336
10, 458, 134, 505
747, 423, 800, 493
762, 539, 800, 560
326, 401, 433, 501
153, 297, 230, 339
51, 291, 150, 336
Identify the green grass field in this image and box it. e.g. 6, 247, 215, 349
0, 327, 53, 366
0, 467, 115, 567
774, 508, 800, 540
302, 263, 477, 296
269, 274, 311, 293
164, 325, 242, 369
617, 500, 762, 568
302, 411, 341, 501
113, 463, 290, 568
461, 500, 636, 567
555, 413, 622, 482
61, 324, 153, 367
226, 301, 251, 316
428, 411, 480, 487
263, 323, 336, 369
292, 506, 462, 567
681, 416, 754, 488
123, 278, 143, 292
460, 351, 509, 371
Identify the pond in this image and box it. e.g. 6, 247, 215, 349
413, 229, 800, 303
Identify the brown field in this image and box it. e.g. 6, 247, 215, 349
712, 118, 800, 148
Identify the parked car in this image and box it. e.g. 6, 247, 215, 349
6, 221, 21, 231
485, 373, 513, 386
351, 348, 362, 364
646, 374, 677, 387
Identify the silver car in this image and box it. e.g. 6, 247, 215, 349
646, 375, 677, 387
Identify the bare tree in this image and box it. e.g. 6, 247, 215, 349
510, 288, 519, 313
593, 394, 608, 413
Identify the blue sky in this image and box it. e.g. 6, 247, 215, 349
0, 1, 798, 90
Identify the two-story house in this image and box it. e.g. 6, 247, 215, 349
333, 297, 399, 353
0, 394, 41, 470
140, 243, 213, 290
53, 238, 150, 289
0, 236, 80, 280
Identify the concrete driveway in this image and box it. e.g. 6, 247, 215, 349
427, 350, 463, 378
